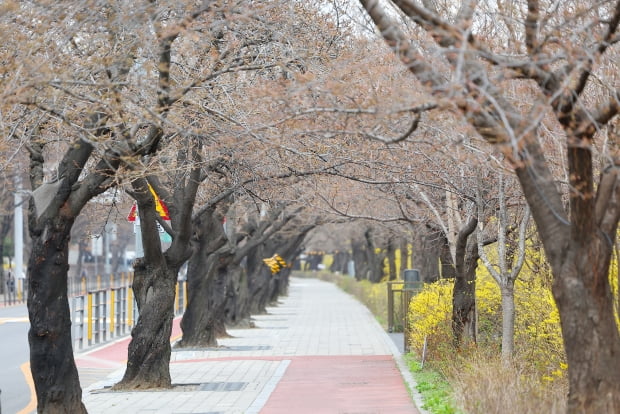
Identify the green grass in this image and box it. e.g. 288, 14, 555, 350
405, 355, 460, 414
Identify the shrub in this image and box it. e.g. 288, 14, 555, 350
407, 279, 454, 361
408, 270, 567, 379
451, 356, 567, 414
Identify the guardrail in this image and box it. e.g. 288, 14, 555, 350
387, 279, 422, 353
2, 278, 26, 306
70, 273, 187, 351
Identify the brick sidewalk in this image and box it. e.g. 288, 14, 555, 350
79, 277, 424, 414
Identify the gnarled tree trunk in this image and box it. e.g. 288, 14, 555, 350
555, 240, 620, 412
115, 170, 196, 388
116, 260, 177, 388
28, 215, 87, 413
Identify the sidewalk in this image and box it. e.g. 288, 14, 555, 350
78, 277, 424, 414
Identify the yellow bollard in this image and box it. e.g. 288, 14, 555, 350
96, 275, 101, 290
110, 273, 114, 289
81, 277, 86, 294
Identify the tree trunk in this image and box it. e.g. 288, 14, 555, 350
178, 252, 231, 348
399, 238, 408, 279
330, 250, 350, 274
28, 217, 87, 413
451, 248, 477, 347
351, 228, 383, 282
248, 251, 274, 315
452, 218, 478, 347
114, 260, 177, 389
387, 237, 397, 281
178, 205, 231, 348
224, 265, 251, 328
556, 240, 620, 413
114, 176, 186, 389
500, 283, 515, 362
411, 223, 454, 282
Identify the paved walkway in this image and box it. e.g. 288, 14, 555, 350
78, 277, 424, 413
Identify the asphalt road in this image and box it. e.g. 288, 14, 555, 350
0, 303, 31, 414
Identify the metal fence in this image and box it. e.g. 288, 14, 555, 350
70, 273, 187, 351
2, 278, 26, 306
387, 269, 423, 353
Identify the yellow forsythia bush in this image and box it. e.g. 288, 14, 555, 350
407, 278, 454, 360
408, 268, 567, 378
611, 252, 619, 327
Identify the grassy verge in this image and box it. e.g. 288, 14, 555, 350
405, 355, 459, 414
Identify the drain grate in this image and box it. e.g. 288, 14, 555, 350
173, 412, 223, 414
172, 344, 272, 352
199, 382, 248, 391
227, 345, 272, 351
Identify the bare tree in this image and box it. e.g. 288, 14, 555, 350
358, 0, 620, 411
475, 169, 530, 362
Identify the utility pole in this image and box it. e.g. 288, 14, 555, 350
14, 174, 24, 297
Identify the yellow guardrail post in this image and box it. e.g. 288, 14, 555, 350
87, 292, 93, 345
127, 287, 133, 327
110, 289, 115, 336
81, 277, 86, 294
175, 283, 179, 313
184, 281, 188, 311
96, 274, 101, 290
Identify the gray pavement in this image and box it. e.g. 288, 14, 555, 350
80, 277, 425, 414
